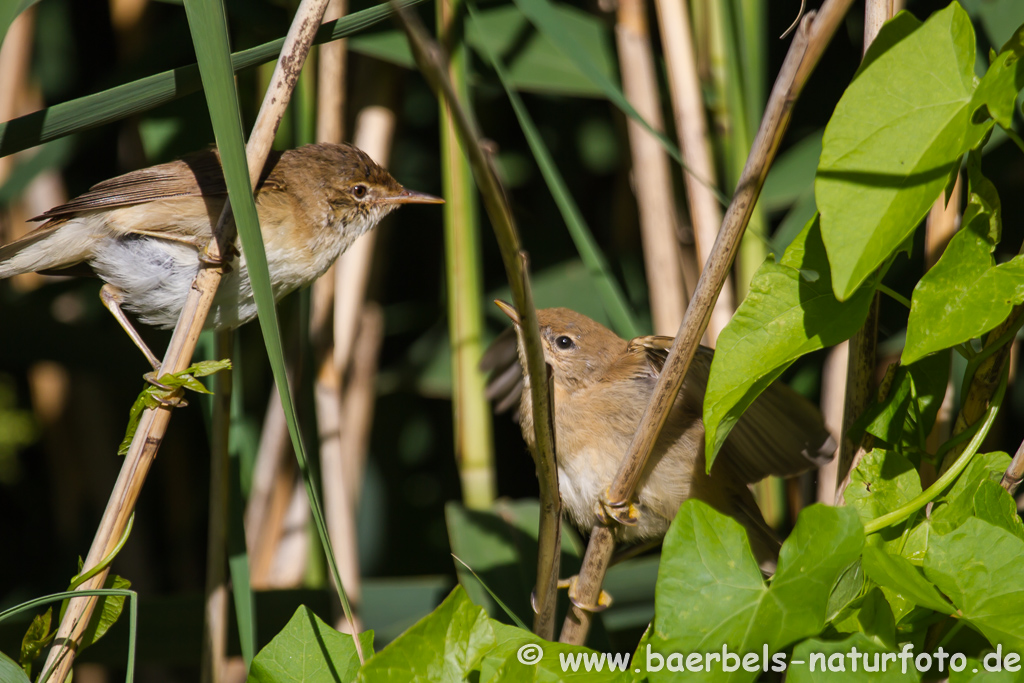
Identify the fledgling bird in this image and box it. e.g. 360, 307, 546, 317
488, 303, 835, 567
0, 142, 442, 368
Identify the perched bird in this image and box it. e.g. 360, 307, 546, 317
488, 303, 835, 567
0, 142, 442, 368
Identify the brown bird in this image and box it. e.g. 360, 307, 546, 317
0, 142, 442, 368
488, 303, 835, 568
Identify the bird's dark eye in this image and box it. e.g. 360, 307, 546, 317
554, 335, 575, 350
350, 184, 368, 199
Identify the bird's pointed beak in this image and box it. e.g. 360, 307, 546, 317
385, 188, 445, 205
494, 299, 520, 326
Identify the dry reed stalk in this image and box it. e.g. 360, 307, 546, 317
391, 4, 561, 639
817, 341, 848, 505
316, 0, 348, 145
1001, 437, 1024, 495
654, 0, 733, 342
317, 305, 385, 632
245, 389, 297, 587
615, 0, 686, 336
315, 100, 397, 631
1, 9, 66, 291
40, 1, 332, 677
921, 173, 961, 487
268, 478, 315, 586
561, 1, 857, 644
338, 305, 383, 506
833, 0, 893, 504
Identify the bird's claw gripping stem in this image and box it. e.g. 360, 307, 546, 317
530, 577, 613, 614
598, 490, 639, 527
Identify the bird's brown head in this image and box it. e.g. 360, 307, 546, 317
494, 301, 626, 392
277, 142, 443, 242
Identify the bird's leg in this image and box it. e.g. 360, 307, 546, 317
100, 285, 186, 407
100, 284, 162, 371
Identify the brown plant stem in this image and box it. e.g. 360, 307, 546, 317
393, 4, 561, 639
942, 307, 1024, 473
560, 1, 856, 645
1000, 436, 1024, 495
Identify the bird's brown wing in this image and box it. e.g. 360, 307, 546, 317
625, 335, 715, 379
0, 150, 233, 267
2, 149, 295, 267
30, 150, 228, 222
626, 335, 834, 483
479, 326, 524, 415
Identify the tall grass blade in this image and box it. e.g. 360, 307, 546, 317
183, 0, 362, 666
511, 0, 688, 172
438, 0, 497, 509
0, 0, 427, 158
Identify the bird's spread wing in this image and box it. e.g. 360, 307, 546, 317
625, 336, 714, 379
625, 335, 834, 482
720, 379, 836, 483
480, 326, 524, 416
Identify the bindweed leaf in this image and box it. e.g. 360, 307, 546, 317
357, 586, 493, 682
930, 452, 1011, 535
650, 503, 863, 682
972, 480, 1024, 541
861, 544, 954, 615
904, 155, 1024, 364
704, 217, 879, 462
845, 450, 922, 527
248, 606, 372, 683
925, 517, 1024, 650
817, 4, 980, 300
969, 24, 1024, 129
